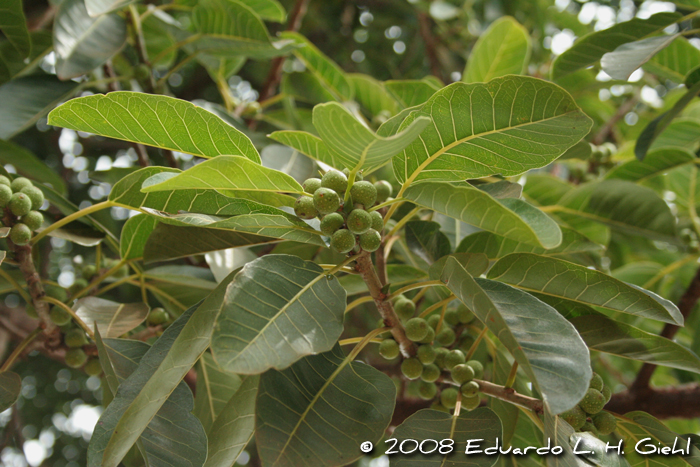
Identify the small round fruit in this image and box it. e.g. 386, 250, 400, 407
302, 178, 322, 194
417, 345, 436, 364
418, 326, 435, 344
0, 184, 12, 207
451, 364, 475, 385
134, 64, 151, 81
463, 395, 481, 411
44, 285, 68, 302
427, 314, 441, 330
602, 385, 612, 403
20, 186, 44, 210
65, 348, 87, 369
394, 297, 415, 320
579, 388, 606, 415
440, 387, 459, 409
148, 307, 169, 326
444, 350, 466, 371
592, 412, 617, 436
443, 308, 460, 326
350, 181, 377, 207
82, 264, 96, 279
9, 193, 32, 217
294, 196, 318, 219
359, 229, 381, 252
458, 335, 475, 354
10, 223, 32, 245
10, 177, 33, 193
435, 327, 456, 346
460, 380, 480, 397
467, 360, 484, 379
22, 211, 43, 231
313, 188, 340, 214
50, 306, 71, 326
404, 318, 430, 342
433, 347, 449, 368
379, 339, 400, 360
589, 373, 604, 391
369, 211, 383, 232
320, 212, 344, 236
69, 278, 89, 296
431, 402, 450, 413
330, 229, 355, 254
561, 405, 587, 430
65, 329, 89, 348
321, 170, 348, 194
418, 381, 437, 400
401, 358, 423, 380
374, 180, 392, 203
25, 304, 38, 319
84, 358, 103, 376
347, 209, 372, 235
0, 175, 10, 187
421, 363, 441, 382
580, 422, 598, 434
456, 305, 475, 324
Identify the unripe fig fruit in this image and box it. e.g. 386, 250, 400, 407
421, 363, 441, 382
602, 385, 612, 403
418, 381, 437, 400
459, 335, 475, 353
0, 175, 10, 187
467, 360, 484, 379
65, 348, 87, 369
22, 211, 43, 231
10, 177, 32, 193
405, 317, 430, 342
82, 264, 96, 279
350, 181, 377, 207
580, 422, 597, 434
462, 395, 481, 411
435, 327, 456, 346
394, 297, 416, 320
460, 380, 479, 397
302, 178, 322, 194
0, 184, 12, 207
294, 196, 318, 219
313, 188, 340, 214
320, 212, 344, 236
561, 405, 587, 430
592, 411, 617, 435
9, 193, 32, 217
401, 357, 423, 380
433, 347, 449, 368
589, 372, 604, 391
50, 306, 71, 326
579, 388, 606, 415
65, 329, 89, 348
451, 364, 475, 385
374, 180, 392, 203
44, 285, 68, 302
84, 358, 103, 376
10, 223, 32, 245
444, 349, 466, 371
379, 339, 400, 360
359, 229, 381, 252
147, 307, 169, 326
443, 308, 460, 326
347, 209, 372, 234
417, 326, 435, 344
369, 211, 383, 231
427, 314, 441, 329
330, 229, 355, 254
417, 344, 436, 364
456, 304, 475, 323
440, 387, 459, 409
20, 186, 44, 210
321, 170, 348, 194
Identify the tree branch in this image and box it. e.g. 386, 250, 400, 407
417, 12, 444, 83
606, 382, 700, 419
355, 252, 416, 357
591, 95, 638, 145
475, 379, 543, 414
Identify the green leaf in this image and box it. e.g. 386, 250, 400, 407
144, 265, 217, 311
490, 347, 527, 447
88, 270, 236, 467
0, 30, 53, 85
236, 0, 286, 22
385, 78, 440, 108
601, 34, 679, 81
644, 37, 700, 83
554, 179, 678, 242
120, 214, 158, 261
393, 77, 593, 185
281, 71, 337, 104
349, 73, 399, 117
543, 407, 589, 467
551, 12, 680, 80
143, 223, 278, 263
428, 252, 490, 280
280, 32, 352, 101
0, 75, 79, 140
48, 92, 261, 162
141, 156, 302, 194
456, 228, 603, 260
523, 174, 573, 206
0, 0, 30, 57
617, 412, 699, 467
193, 353, 242, 433
652, 118, 700, 153
403, 181, 562, 249
559, 140, 593, 160
256, 344, 395, 467
143, 209, 325, 247
487, 253, 683, 325
95, 334, 208, 467
405, 220, 452, 264
340, 264, 427, 295
568, 432, 629, 467
463, 16, 531, 83
85, 0, 135, 16
203, 375, 258, 467
605, 148, 694, 182
391, 408, 502, 466
569, 313, 700, 374
53, 0, 126, 79
441, 257, 592, 414
0, 371, 21, 412
74, 297, 149, 338
212, 255, 346, 374
0, 139, 67, 193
